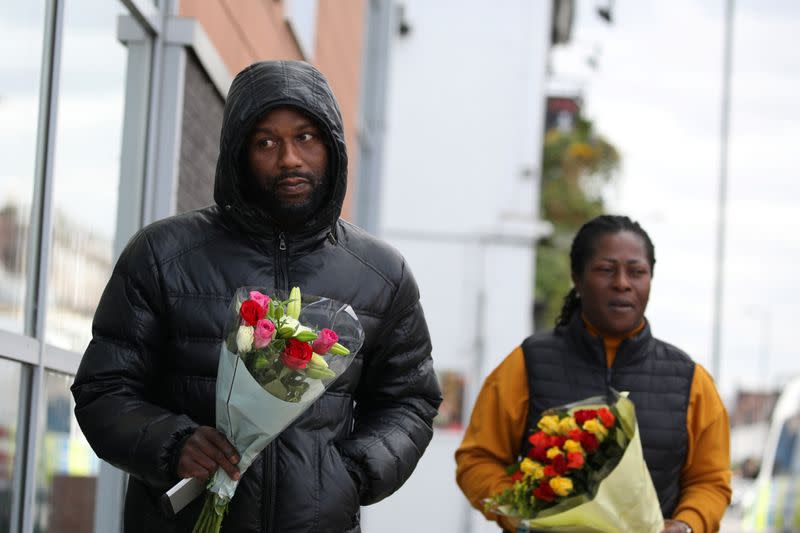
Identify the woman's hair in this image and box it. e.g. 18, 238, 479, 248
554, 215, 656, 328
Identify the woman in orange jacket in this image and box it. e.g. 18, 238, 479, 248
455, 215, 731, 533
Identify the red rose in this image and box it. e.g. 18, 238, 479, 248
533, 481, 556, 502
281, 339, 313, 369
567, 428, 583, 441
579, 431, 599, 453
530, 446, 548, 462
511, 470, 524, 482
574, 409, 598, 426
240, 300, 266, 326
528, 431, 549, 449
549, 435, 566, 449
567, 452, 585, 470
551, 453, 568, 475
597, 407, 616, 428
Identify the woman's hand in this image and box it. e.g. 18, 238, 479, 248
176, 426, 241, 481
661, 519, 691, 533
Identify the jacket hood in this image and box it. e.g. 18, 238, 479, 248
213, 60, 348, 237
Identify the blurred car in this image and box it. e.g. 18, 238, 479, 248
741, 376, 800, 532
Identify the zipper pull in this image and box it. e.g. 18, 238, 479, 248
279, 232, 286, 251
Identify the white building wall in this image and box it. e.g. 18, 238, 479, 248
361, 2, 553, 531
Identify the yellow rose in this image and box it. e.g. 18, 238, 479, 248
549, 476, 573, 497
520, 458, 544, 479
546, 446, 563, 460
583, 419, 608, 441
537, 415, 561, 435
557, 416, 578, 434
520, 458, 537, 475
563, 439, 585, 455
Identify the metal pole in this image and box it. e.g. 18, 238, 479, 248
354, 0, 394, 234
710, 0, 735, 380
20, 0, 64, 530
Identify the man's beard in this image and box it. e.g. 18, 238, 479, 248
254, 171, 329, 230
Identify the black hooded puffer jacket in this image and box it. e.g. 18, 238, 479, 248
72, 61, 442, 533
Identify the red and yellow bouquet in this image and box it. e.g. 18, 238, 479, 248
486, 393, 664, 533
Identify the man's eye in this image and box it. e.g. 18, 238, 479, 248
258, 139, 275, 148
298, 133, 314, 142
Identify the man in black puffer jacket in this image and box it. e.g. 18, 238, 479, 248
72, 60, 442, 533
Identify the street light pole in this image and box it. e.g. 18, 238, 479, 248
711, 0, 735, 380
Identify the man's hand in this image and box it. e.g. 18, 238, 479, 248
661, 519, 691, 533
176, 426, 240, 481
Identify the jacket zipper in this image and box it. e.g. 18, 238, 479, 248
595, 338, 614, 392
265, 444, 276, 533
265, 232, 289, 533
262, 449, 271, 533
277, 232, 288, 289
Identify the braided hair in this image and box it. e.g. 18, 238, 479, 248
554, 215, 656, 328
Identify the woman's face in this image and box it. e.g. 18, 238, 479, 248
572, 230, 652, 337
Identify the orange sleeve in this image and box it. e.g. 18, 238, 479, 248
455, 347, 529, 528
673, 363, 733, 532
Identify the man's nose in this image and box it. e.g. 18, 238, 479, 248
278, 142, 303, 169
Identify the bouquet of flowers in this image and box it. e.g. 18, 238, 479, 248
161, 286, 364, 533
485, 392, 664, 533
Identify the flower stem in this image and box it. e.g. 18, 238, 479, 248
192, 493, 228, 533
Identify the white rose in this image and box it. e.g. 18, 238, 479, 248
236, 325, 254, 353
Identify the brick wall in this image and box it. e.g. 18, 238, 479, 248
177, 52, 224, 214
313, 0, 365, 220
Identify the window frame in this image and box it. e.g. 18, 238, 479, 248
6, 1, 160, 532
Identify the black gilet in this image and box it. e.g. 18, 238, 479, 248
518, 314, 695, 518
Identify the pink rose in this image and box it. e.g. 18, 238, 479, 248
249, 291, 271, 310
311, 328, 338, 354
253, 319, 276, 348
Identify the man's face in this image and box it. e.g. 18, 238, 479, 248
245, 106, 329, 223
572, 230, 652, 337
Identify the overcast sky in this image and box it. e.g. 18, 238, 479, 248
551, 0, 800, 401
